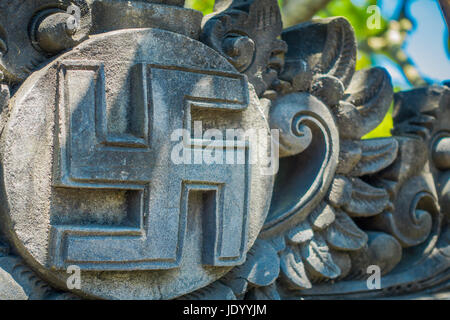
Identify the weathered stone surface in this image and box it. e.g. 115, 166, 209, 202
185, 5, 449, 300
0, 266, 28, 300
89, 0, 203, 39
0, 28, 274, 299
0, 0, 92, 82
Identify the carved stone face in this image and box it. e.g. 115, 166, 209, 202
261, 38, 288, 93
201, 0, 287, 95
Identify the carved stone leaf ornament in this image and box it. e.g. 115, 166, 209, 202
187, 0, 448, 299
0, 0, 448, 300
280, 245, 311, 290
325, 208, 368, 251
301, 233, 341, 280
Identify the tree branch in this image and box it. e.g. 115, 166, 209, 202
281, 0, 333, 27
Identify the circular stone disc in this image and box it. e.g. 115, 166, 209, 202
0, 28, 274, 299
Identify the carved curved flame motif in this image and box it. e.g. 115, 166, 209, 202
0, 0, 448, 300
263, 92, 339, 236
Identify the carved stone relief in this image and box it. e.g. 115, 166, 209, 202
0, 0, 448, 300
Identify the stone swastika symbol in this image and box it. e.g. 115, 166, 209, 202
50, 61, 251, 271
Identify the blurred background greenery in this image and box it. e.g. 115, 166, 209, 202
185, 0, 449, 139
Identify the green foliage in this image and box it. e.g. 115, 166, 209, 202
317, 0, 388, 38
185, 0, 215, 15
356, 51, 372, 70
362, 105, 394, 139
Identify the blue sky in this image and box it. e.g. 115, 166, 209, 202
373, 0, 449, 88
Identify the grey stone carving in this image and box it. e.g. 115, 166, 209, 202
0, 0, 92, 82
0, 0, 448, 300
0, 26, 273, 299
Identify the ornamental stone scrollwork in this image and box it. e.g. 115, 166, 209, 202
0, 0, 448, 300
